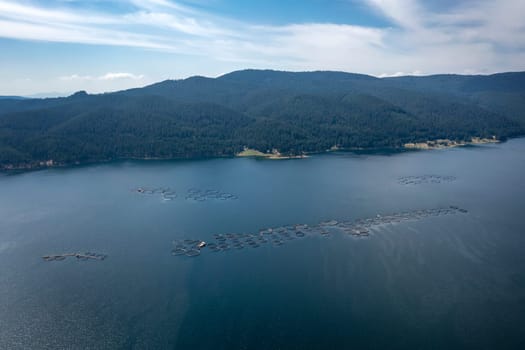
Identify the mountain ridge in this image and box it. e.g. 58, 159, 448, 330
1, 69, 524, 170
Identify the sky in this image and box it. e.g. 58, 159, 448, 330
0, 0, 524, 96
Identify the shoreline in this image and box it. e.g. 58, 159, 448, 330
236, 148, 308, 160
0, 136, 511, 173
403, 137, 499, 150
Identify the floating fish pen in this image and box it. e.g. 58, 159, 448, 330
42, 252, 107, 262
397, 175, 457, 186
171, 248, 187, 256
350, 227, 370, 237
134, 187, 177, 200
320, 220, 338, 227
185, 188, 238, 202
185, 249, 201, 257
170, 206, 468, 258
135, 186, 238, 202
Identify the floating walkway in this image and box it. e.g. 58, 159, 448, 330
171, 240, 207, 257
171, 205, 469, 258
185, 188, 238, 202
42, 252, 108, 262
397, 175, 456, 185
134, 187, 177, 201
133, 186, 238, 202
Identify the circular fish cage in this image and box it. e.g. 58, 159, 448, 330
185, 249, 201, 257
172, 248, 187, 256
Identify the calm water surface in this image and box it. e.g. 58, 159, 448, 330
1, 139, 525, 349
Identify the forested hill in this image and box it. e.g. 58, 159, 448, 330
1, 70, 524, 169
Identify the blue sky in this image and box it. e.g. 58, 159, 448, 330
0, 0, 524, 95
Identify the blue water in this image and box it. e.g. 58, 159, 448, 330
1, 139, 525, 349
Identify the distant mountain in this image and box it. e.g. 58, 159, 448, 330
0, 96, 28, 100
1, 70, 524, 169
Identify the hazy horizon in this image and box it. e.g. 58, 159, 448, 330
3, 68, 525, 98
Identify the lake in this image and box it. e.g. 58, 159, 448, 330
1, 139, 525, 349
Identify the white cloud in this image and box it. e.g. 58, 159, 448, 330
1, 0, 524, 95
59, 74, 91, 81
0, 19, 177, 51
125, 10, 233, 37
378, 70, 423, 78
0, 0, 115, 25
359, 0, 525, 76
60, 73, 145, 81
365, 0, 423, 29
99, 72, 145, 80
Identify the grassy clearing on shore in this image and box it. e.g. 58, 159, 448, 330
237, 149, 270, 157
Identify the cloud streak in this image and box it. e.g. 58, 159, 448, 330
60, 73, 145, 81
0, 0, 524, 90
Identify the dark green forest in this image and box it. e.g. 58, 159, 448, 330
1, 70, 524, 169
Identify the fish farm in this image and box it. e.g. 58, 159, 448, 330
133, 187, 238, 201
171, 205, 469, 257
185, 188, 238, 201
134, 187, 177, 201
397, 175, 457, 185
42, 252, 108, 262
